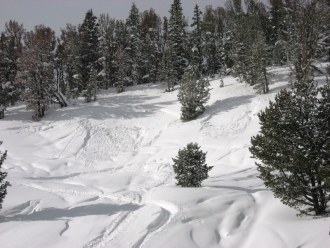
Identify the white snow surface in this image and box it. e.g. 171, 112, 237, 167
1, 65, 330, 248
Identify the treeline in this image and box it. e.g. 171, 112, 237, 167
0, 0, 329, 120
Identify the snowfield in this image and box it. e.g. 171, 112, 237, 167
1, 65, 330, 248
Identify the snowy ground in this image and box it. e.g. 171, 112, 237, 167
1, 64, 330, 248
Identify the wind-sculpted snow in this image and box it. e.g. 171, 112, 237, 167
0, 65, 330, 248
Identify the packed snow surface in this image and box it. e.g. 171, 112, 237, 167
1, 65, 329, 248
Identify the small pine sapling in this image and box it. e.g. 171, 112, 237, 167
172, 142, 213, 187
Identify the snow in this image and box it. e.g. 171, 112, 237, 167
0, 64, 329, 247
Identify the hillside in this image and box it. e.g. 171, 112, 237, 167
0, 65, 329, 248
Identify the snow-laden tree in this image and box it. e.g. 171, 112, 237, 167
84, 68, 98, 102
202, 5, 220, 77
126, 2, 142, 85
113, 45, 129, 93
250, 80, 330, 216
280, 0, 330, 83
0, 20, 25, 116
166, 0, 187, 88
227, 1, 269, 93
178, 66, 210, 121
59, 24, 80, 98
268, 0, 287, 65
98, 14, 117, 89
16, 25, 57, 120
140, 8, 162, 84
190, 4, 203, 71
0, 141, 10, 210
173, 142, 213, 187
76, 9, 100, 92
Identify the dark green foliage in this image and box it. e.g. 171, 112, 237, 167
0, 142, 10, 210
172, 142, 213, 187
167, 0, 187, 86
229, 6, 269, 93
178, 66, 210, 121
202, 5, 221, 77
113, 45, 129, 93
84, 68, 98, 102
0, 21, 25, 115
77, 9, 100, 92
190, 5, 203, 71
280, 1, 329, 83
250, 81, 330, 216
126, 2, 142, 85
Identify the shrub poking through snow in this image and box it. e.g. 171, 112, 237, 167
178, 66, 210, 121
250, 80, 330, 216
0, 142, 10, 210
172, 142, 213, 187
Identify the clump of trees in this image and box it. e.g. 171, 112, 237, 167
172, 142, 213, 187
0, 0, 329, 121
0, 142, 10, 210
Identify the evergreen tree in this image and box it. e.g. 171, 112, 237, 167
248, 30, 269, 93
268, 0, 287, 65
250, 80, 330, 216
172, 142, 213, 187
228, 1, 269, 93
166, 0, 187, 89
140, 9, 162, 84
0, 141, 10, 210
178, 66, 210, 121
98, 14, 117, 89
59, 24, 80, 98
190, 5, 203, 71
0, 20, 25, 115
76, 9, 99, 92
113, 45, 129, 93
84, 68, 98, 102
15, 25, 57, 120
126, 2, 142, 85
202, 6, 220, 77
280, 0, 329, 83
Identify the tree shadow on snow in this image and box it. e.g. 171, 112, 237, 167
201, 95, 255, 123
2, 92, 176, 122
0, 203, 140, 223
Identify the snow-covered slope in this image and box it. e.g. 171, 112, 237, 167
0, 65, 329, 248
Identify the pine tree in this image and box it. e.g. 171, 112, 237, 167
0, 20, 25, 115
172, 142, 213, 187
126, 2, 142, 85
84, 68, 98, 102
268, 0, 287, 65
190, 5, 203, 71
250, 31, 269, 93
178, 66, 210, 121
59, 24, 80, 98
228, 1, 269, 93
113, 45, 129, 93
202, 6, 220, 77
250, 80, 330, 216
98, 14, 117, 89
15, 25, 56, 120
280, 0, 329, 83
166, 0, 187, 88
140, 9, 162, 84
0, 141, 10, 210
76, 9, 99, 92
